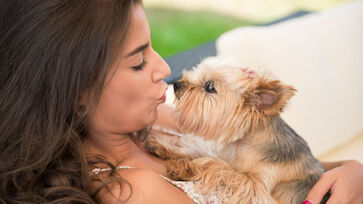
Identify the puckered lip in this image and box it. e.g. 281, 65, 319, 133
158, 94, 166, 102
157, 83, 168, 101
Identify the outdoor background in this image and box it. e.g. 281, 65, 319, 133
144, 0, 348, 58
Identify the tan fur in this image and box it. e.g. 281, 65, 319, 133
146, 59, 325, 204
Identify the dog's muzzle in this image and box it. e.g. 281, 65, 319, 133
173, 81, 183, 92
173, 81, 184, 99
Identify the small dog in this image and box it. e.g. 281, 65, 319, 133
146, 58, 328, 204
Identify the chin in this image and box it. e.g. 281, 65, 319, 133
143, 108, 159, 128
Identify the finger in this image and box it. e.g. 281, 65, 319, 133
304, 171, 337, 204
325, 187, 340, 204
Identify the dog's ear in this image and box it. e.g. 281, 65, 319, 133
244, 79, 296, 116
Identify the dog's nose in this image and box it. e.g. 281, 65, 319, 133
173, 81, 183, 92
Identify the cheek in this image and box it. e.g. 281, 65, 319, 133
90, 80, 158, 133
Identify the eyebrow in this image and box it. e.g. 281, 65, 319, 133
126, 43, 149, 57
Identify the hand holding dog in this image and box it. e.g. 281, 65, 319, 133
305, 160, 363, 204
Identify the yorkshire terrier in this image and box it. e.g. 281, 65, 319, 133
146, 58, 328, 204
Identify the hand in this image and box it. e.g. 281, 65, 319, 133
304, 160, 363, 204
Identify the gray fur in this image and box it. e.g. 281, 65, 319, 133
272, 173, 320, 204
262, 117, 313, 163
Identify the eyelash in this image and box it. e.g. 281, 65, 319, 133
131, 58, 147, 71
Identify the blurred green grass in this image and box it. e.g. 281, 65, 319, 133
145, 7, 255, 58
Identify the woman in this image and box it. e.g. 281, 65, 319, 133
0, 0, 362, 203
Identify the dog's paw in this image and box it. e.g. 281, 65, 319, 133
165, 159, 198, 181
144, 135, 171, 160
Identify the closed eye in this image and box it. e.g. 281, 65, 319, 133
131, 58, 147, 71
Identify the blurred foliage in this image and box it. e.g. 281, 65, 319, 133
145, 7, 255, 58
144, 0, 348, 22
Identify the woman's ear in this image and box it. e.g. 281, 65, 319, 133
76, 91, 92, 116
245, 79, 296, 117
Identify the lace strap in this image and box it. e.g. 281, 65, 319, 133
90, 166, 134, 175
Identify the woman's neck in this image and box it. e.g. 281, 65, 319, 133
83, 132, 139, 164
83, 131, 167, 175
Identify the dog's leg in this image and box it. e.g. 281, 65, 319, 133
165, 157, 277, 204
146, 132, 217, 160
164, 158, 199, 181
145, 133, 190, 160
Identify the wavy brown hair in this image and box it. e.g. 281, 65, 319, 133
0, 0, 141, 203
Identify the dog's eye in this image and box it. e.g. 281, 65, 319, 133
204, 80, 217, 93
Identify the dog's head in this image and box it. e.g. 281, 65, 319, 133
173, 58, 296, 144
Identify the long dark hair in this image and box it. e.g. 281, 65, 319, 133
0, 0, 141, 203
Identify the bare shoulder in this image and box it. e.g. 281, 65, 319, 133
96, 168, 194, 204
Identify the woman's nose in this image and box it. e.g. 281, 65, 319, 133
151, 50, 171, 82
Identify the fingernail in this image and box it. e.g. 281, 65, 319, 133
301, 200, 312, 204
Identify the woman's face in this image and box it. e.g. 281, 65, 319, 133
86, 4, 170, 136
